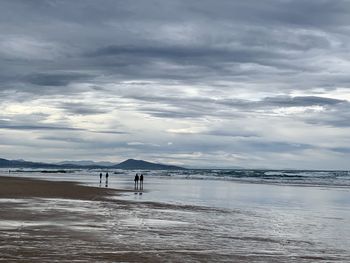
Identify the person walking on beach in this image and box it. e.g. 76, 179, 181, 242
99, 172, 102, 184
140, 174, 144, 189
105, 172, 109, 187
134, 173, 139, 190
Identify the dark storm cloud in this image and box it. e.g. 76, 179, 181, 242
0, 122, 127, 134
39, 136, 87, 144
330, 147, 350, 154
23, 72, 95, 87
1, 1, 348, 90
205, 130, 258, 138
126, 95, 247, 118
124, 94, 347, 119
2, 0, 350, 26
126, 94, 345, 107
0, 111, 86, 132
85, 43, 319, 85
303, 103, 350, 128
261, 96, 346, 107
91, 130, 128, 135
59, 102, 109, 115
0, 0, 349, 97
140, 108, 204, 119
0, 122, 83, 131
184, 0, 350, 28
87, 44, 283, 67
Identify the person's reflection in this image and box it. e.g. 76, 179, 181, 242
140, 174, 144, 190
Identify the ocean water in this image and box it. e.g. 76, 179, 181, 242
1, 168, 350, 262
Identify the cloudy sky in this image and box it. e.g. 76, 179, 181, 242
1, 0, 350, 169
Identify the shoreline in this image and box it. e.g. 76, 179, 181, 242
0, 176, 232, 262
0, 175, 348, 262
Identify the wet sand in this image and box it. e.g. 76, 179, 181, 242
0, 176, 348, 262
0, 176, 120, 201
0, 177, 237, 262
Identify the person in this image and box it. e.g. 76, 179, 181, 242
134, 173, 139, 190
99, 172, 102, 184
140, 174, 144, 189
105, 172, 109, 187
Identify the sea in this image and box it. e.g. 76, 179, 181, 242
1, 168, 350, 262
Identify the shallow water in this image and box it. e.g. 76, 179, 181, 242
1, 169, 350, 262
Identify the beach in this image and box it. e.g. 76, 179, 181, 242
0, 176, 119, 200
1, 173, 350, 262
0, 176, 236, 262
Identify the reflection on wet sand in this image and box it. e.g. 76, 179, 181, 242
0, 176, 349, 262
0, 199, 348, 262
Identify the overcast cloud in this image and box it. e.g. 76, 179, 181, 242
1, 0, 350, 169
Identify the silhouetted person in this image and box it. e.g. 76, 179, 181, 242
99, 173, 102, 184
134, 173, 139, 190
105, 172, 109, 187
140, 174, 144, 189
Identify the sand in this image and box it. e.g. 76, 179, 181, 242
1, 176, 343, 262
0, 176, 149, 262
0, 176, 120, 200
0, 176, 237, 262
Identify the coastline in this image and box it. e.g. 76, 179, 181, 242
0, 176, 232, 262
0, 175, 348, 262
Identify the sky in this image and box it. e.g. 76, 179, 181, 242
1, 0, 350, 169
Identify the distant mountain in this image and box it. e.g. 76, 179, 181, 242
57, 160, 116, 167
0, 158, 11, 167
0, 158, 60, 168
0, 157, 185, 170
114, 159, 184, 170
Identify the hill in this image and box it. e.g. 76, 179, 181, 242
0, 158, 60, 169
57, 160, 115, 167
0, 158, 185, 170
114, 159, 184, 170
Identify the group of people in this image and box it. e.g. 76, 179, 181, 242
134, 173, 144, 190
98, 172, 144, 190
99, 172, 108, 187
